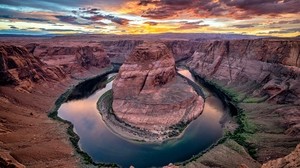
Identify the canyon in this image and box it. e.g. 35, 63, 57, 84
0, 35, 299, 168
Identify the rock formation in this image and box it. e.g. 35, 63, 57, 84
112, 42, 204, 138
75, 46, 110, 69
262, 144, 300, 168
31, 43, 110, 74
0, 45, 65, 90
187, 39, 300, 105
184, 39, 300, 165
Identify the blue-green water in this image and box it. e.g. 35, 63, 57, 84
58, 68, 228, 168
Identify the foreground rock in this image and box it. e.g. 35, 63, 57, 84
111, 42, 204, 141
262, 143, 300, 168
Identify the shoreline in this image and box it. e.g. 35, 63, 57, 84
97, 89, 194, 143
48, 66, 120, 167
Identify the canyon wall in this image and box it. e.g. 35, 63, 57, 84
0, 45, 65, 90
184, 39, 300, 166
1, 37, 299, 167
187, 39, 300, 105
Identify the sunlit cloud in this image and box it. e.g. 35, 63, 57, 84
0, 0, 299, 37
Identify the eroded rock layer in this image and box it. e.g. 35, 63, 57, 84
112, 42, 204, 134
0, 45, 65, 90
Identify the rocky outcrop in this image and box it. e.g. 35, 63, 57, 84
0, 151, 25, 168
100, 40, 143, 63
25, 41, 110, 79
112, 42, 204, 139
164, 40, 200, 61
29, 43, 110, 76
0, 45, 65, 90
261, 143, 300, 168
75, 46, 110, 69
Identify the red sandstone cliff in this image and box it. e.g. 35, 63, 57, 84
0, 45, 65, 90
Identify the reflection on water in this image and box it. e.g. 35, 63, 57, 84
58, 70, 227, 168
177, 67, 211, 97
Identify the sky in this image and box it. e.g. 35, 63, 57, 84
0, 0, 299, 37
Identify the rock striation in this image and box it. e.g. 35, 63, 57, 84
187, 39, 300, 105
0, 45, 65, 90
30, 43, 110, 75
75, 46, 110, 69
111, 42, 204, 140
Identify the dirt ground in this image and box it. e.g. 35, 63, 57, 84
0, 77, 81, 168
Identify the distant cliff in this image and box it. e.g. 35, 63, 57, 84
187, 39, 300, 104
0, 45, 65, 90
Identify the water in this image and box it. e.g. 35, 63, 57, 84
58, 69, 228, 168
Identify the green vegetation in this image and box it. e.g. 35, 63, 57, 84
168, 121, 187, 137
243, 95, 269, 103
227, 108, 258, 158
182, 67, 260, 162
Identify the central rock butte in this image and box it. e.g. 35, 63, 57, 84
112, 42, 205, 138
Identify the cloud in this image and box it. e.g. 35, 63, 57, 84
83, 14, 130, 25
144, 21, 158, 26
140, 0, 196, 19
55, 15, 88, 25
39, 28, 78, 32
9, 25, 17, 29
232, 24, 256, 28
0, 14, 51, 23
272, 19, 300, 25
268, 28, 300, 34
222, 0, 300, 15
138, 0, 300, 19
78, 9, 130, 25
176, 21, 209, 30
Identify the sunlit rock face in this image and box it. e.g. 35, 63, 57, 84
112, 42, 204, 133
